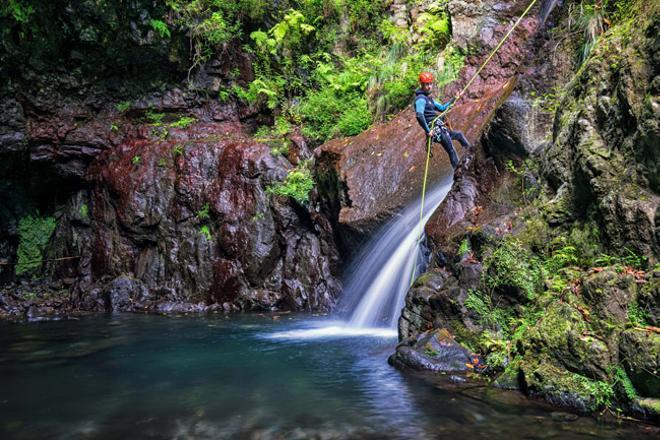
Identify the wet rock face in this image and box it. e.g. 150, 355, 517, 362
77, 119, 341, 313
0, 85, 342, 318
539, 9, 659, 257
398, 266, 482, 343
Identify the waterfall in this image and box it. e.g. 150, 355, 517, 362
340, 174, 454, 329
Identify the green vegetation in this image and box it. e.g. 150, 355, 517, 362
15, 214, 57, 277
267, 162, 315, 204
150, 19, 171, 39
196, 203, 210, 221
166, 0, 266, 77
627, 301, 650, 327
172, 144, 184, 156
79, 203, 89, 219
465, 289, 510, 331
255, 116, 292, 156
457, 238, 470, 257
116, 101, 131, 113
1, 0, 33, 23
132, 155, 141, 165
417, 7, 451, 50
199, 225, 212, 240
482, 237, 543, 300
169, 116, 197, 129
146, 110, 166, 126
613, 366, 638, 401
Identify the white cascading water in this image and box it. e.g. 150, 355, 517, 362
268, 173, 454, 340
342, 174, 454, 329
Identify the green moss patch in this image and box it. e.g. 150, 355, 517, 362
15, 214, 57, 277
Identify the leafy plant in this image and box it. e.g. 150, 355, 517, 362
150, 19, 171, 39
267, 162, 315, 204
613, 366, 637, 401
79, 203, 89, 219
255, 116, 292, 156
116, 101, 131, 112
482, 238, 543, 300
199, 225, 212, 240
1, 0, 33, 23
196, 203, 210, 221
544, 245, 579, 273
569, 1, 606, 64
169, 116, 196, 129
417, 8, 451, 49
218, 87, 230, 103
336, 97, 371, 136
146, 110, 166, 126
132, 155, 141, 165
627, 301, 650, 327
172, 144, 184, 156
458, 238, 470, 257
435, 44, 465, 89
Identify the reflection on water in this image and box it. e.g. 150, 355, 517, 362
0, 314, 657, 439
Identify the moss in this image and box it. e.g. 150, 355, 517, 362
636, 398, 660, 415
15, 214, 57, 277
525, 361, 614, 411
518, 216, 551, 255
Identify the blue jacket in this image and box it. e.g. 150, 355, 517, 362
414, 89, 453, 134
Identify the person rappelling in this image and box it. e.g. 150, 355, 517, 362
413, 72, 471, 169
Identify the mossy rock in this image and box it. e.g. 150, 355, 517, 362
619, 329, 660, 397
634, 398, 660, 422
521, 359, 614, 413
581, 268, 637, 325
524, 299, 613, 379
638, 274, 659, 326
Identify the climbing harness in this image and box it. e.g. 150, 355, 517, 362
409, 0, 539, 287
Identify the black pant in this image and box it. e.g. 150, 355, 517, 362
431, 121, 469, 169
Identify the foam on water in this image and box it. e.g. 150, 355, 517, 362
267, 325, 397, 340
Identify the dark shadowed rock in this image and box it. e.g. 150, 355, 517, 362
620, 329, 660, 398
390, 328, 483, 373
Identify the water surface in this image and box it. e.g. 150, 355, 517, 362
0, 314, 656, 439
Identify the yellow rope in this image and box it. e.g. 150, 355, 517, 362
408, 0, 538, 288
409, 134, 434, 287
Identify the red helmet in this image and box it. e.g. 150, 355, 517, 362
419, 72, 434, 84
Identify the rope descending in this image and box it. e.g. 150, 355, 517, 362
408, 0, 539, 287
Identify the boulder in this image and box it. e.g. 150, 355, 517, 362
390, 328, 483, 373
620, 329, 660, 397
